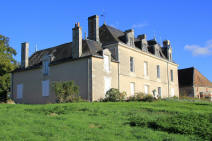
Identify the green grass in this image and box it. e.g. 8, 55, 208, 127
0, 100, 212, 141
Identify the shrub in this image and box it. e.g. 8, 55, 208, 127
104, 88, 126, 102
52, 81, 80, 103
142, 94, 154, 102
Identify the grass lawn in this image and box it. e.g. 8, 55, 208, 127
0, 100, 211, 141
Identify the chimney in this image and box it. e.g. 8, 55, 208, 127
137, 34, 146, 40
21, 42, 29, 68
125, 29, 135, 47
72, 22, 82, 58
163, 40, 172, 61
163, 40, 170, 47
88, 15, 99, 42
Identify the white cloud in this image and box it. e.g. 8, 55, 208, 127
184, 40, 212, 56
132, 23, 148, 29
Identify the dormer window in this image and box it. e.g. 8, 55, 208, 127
43, 60, 49, 75
42, 54, 50, 75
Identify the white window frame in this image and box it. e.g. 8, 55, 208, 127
17, 84, 23, 99
144, 85, 149, 94
144, 61, 148, 76
104, 55, 110, 73
130, 82, 135, 96
42, 80, 50, 97
104, 77, 111, 94
130, 57, 134, 72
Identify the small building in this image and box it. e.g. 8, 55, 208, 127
12, 15, 179, 104
178, 67, 212, 99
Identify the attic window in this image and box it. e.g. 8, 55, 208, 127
43, 60, 49, 75
130, 37, 134, 47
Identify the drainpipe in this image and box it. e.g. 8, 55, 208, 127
167, 61, 170, 97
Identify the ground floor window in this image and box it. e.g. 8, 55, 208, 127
42, 80, 49, 96
171, 88, 175, 97
17, 84, 23, 99
144, 85, 149, 94
104, 77, 111, 94
130, 82, 135, 96
158, 87, 161, 98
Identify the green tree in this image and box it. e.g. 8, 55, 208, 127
0, 34, 17, 102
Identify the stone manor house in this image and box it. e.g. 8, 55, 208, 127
12, 15, 179, 104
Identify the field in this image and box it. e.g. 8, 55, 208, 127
0, 100, 212, 141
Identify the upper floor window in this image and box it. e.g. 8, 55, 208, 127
130, 57, 134, 72
170, 69, 173, 82
144, 61, 148, 76
43, 60, 49, 75
157, 65, 160, 78
104, 55, 110, 73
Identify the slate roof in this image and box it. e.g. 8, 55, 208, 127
178, 67, 212, 88
15, 24, 171, 72
99, 24, 168, 59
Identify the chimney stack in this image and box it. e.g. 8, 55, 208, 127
163, 40, 170, 47
72, 22, 82, 58
88, 15, 99, 42
21, 42, 29, 68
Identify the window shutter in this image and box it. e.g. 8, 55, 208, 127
104, 77, 111, 94
17, 84, 23, 99
130, 82, 135, 96
104, 55, 109, 73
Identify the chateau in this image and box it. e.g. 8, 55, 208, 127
12, 15, 179, 104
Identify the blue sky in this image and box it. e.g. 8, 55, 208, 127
1, 0, 212, 81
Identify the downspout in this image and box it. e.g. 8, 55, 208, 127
88, 58, 92, 102
167, 61, 170, 97
11, 73, 13, 100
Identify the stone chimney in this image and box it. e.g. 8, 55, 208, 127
163, 40, 172, 61
72, 22, 82, 58
137, 34, 148, 52
125, 29, 135, 47
21, 42, 29, 68
88, 15, 99, 42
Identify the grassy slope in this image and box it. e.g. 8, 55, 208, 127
0, 100, 211, 141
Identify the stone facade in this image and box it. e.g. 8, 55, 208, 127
12, 15, 179, 104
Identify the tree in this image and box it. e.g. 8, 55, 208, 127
0, 34, 17, 102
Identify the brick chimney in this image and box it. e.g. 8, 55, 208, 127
21, 42, 29, 68
72, 22, 82, 58
88, 15, 99, 42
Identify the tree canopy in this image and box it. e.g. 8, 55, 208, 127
0, 34, 17, 102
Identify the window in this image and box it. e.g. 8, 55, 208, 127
42, 80, 49, 96
158, 87, 161, 98
104, 77, 111, 94
17, 84, 23, 99
130, 82, 135, 96
171, 88, 175, 97
170, 70, 173, 82
157, 65, 160, 78
43, 60, 49, 75
130, 37, 134, 46
130, 57, 134, 72
144, 85, 149, 94
104, 55, 110, 73
144, 61, 148, 76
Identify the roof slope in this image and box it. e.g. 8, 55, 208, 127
28, 39, 102, 68
178, 67, 212, 87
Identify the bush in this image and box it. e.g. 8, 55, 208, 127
142, 94, 154, 102
127, 92, 154, 102
104, 88, 126, 102
52, 81, 80, 103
